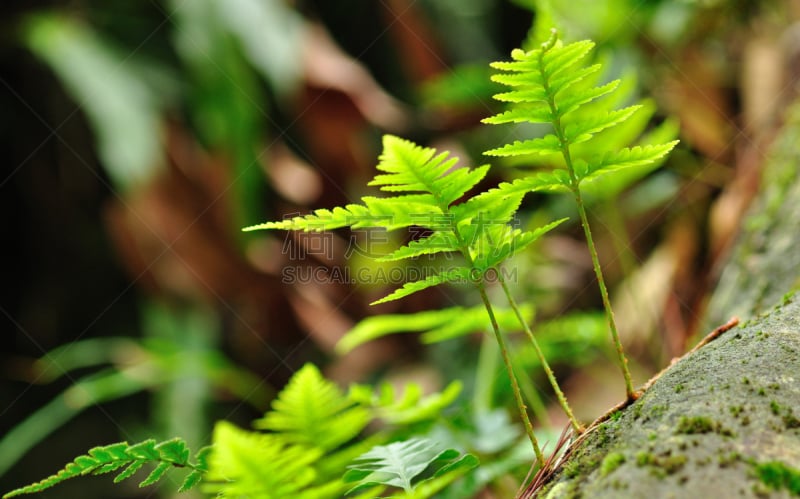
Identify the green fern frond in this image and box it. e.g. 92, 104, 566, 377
253, 364, 370, 452
2, 439, 209, 498
246, 134, 566, 309
369, 135, 490, 208
577, 141, 679, 183
484, 31, 677, 193
483, 134, 562, 157
470, 218, 567, 271
375, 231, 460, 262
243, 204, 374, 232
205, 421, 323, 499
370, 268, 473, 305
205, 365, 387, 499
244, 136, 491, 237
342, 437, 478, 497
336, 303, 535, 353
563, 105, 641, 145
349, 381, 462, 426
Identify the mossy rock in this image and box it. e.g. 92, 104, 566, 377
538, 295, 800, 498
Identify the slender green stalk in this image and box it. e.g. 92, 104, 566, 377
538, 47, 636, 400
569, 189, 636, 399
448, 221, 545, 466
564, 151, 636, 398
498, 274, 583, 433
475, 281, 545, 467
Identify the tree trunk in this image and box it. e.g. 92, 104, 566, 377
534, 105, 800, 498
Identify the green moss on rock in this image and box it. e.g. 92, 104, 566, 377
600, 452, 626, 477
538, 297, 800, 498
753, 461, 800, 495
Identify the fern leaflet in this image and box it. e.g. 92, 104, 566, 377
342, 437, 478, 497
349, 381, 463, 426
336, 303, 534, 353
370, 268, 473, 305
2, 439, 209, 498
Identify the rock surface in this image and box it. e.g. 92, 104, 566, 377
536, 104, 800, 498
538, 296, 800, 498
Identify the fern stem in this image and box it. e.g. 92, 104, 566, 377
449, 221, 545, 466
475, 281, 546, 467
569, 189, 636, 399
497, 274, 584, 433
558, 132, 636, 399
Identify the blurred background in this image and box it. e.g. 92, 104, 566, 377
1, 0, 799, 497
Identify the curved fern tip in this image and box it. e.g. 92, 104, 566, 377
510, 48, 527, 60
543, 28, 558, 49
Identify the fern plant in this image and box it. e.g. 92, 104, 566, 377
245, 134, 575, 464
482, 29, 678, 400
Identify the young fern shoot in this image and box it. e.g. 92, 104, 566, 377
483, 30, 678, 400
244, 135, 572, 465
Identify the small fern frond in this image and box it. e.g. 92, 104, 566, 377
484, 30, 679, 402
243, 204, 374, 232
343, 437, 478, 497
349, 381, 462, 426
470, 218, 567, 272
369, 135, 490, 207
253, 364, 370, 452
553, 79, 619, 119
576, 141, 679, 183
483, 134, 562, 157
484, 31, 679, 194
205, 421, 323, 499
2, 439, 208, 498
336, 304, 534, 353
563, 105, 642, 145
375, 231, 460, 262
245, 135, 491, 239
480, 105, 553, 125
370, 268, 473, 305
